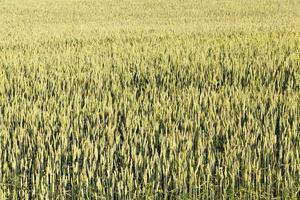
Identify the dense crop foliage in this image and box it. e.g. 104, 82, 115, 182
1, 0, 300, 199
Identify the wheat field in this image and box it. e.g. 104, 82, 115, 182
0, 0, 300, 199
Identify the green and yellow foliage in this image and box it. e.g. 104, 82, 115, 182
0, 0, 300, 199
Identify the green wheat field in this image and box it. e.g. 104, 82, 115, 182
0, 0, 300, 199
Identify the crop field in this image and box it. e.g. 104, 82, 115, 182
0, 0, 300, 199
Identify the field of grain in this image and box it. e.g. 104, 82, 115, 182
0, 0, 300, 199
